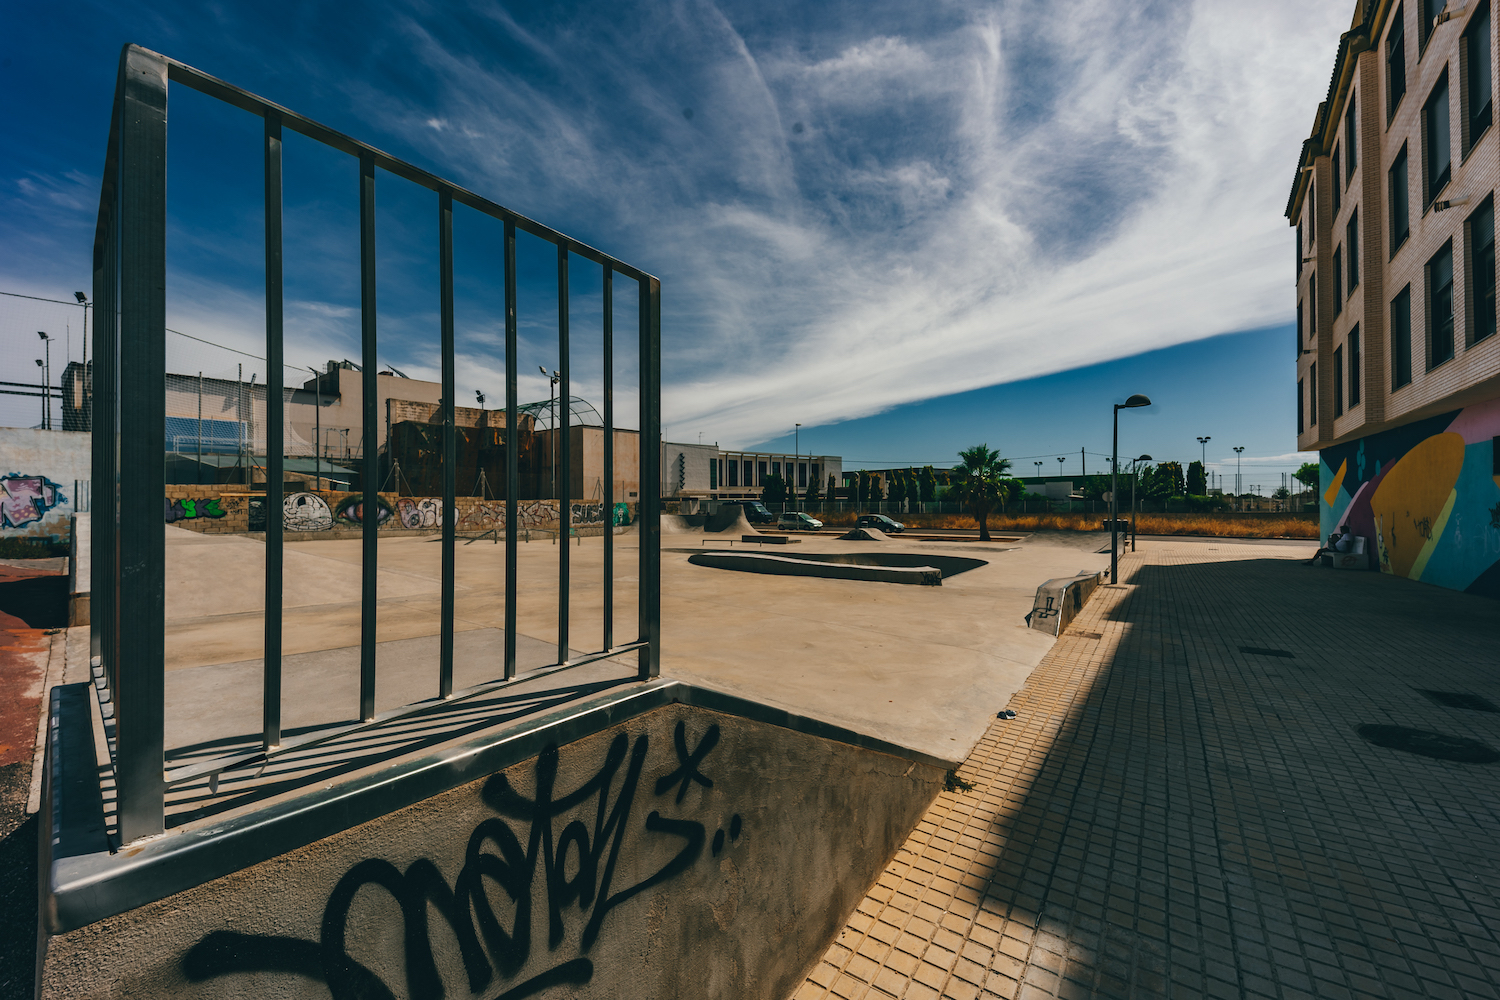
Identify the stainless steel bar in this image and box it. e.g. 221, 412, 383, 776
638, 276, 661, 679
156, 53, 651, 283
557, 244, 570, 664
115, 44, 169, 842
163, 640, 650, 787
263, 111, 285, 748
504, 221, 518, 681
602, 266, 613, 651
439, 188, 456, 699
359, 153, 379, 722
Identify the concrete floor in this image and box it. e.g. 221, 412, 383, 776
160, 524, 1110, 766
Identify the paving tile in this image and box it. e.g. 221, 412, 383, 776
792, 543, 1500, 1000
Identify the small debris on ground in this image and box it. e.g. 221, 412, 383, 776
997, 709, 1017, 720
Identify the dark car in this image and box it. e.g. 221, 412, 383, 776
740, 501, 777, 524
856, 513, 905, 533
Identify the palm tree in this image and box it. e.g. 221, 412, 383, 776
951, 444, 1013, 541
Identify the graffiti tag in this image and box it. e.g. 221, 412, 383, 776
181, 721, 741, 998
164, 497, 227, 523
0, 475, 66, 529
332, 493, 394, 527
397, 497, 445, 529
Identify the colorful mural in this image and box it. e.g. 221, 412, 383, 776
1320, 396, 1500, 597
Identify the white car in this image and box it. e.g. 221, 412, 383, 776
777, 512, 824, 531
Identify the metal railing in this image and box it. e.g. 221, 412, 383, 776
92, 44, 661, 844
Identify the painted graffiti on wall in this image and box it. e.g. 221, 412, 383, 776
332, 494, 393, 527
1321, 395, 1500, 597
164, 497, 227, 523
397, 497, 444, 529
1, 475, 67, 529
284, 492, 334, 532
181, 721, 741, 998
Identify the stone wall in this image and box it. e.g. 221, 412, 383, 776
38, 703, 943, 999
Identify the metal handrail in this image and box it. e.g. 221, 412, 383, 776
91, 44, 662, 844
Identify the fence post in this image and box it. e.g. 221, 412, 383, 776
113, 45, 169, 843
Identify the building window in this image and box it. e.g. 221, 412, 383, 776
1424, 72, 1452, 206
709, 459, 718, 489
812, 463, 821, 485
1350, 325, 1362, 406
1334, 344, 1345, 417
1390, 145, 1410, 255
1429, 241, 1456, 367
727, 459, 737, 487
1297, 299, 1305, 353
1389, 4, 1408, 120
1334, 245, 1345, 316
1393, 284, 1414, 388
798, 462, 807, 487
1297, 378, 1305, 433
1310, 362, 1318, 426
1421, 0, 1445, 50
743, 460, 753, 486
1467, 4, 1494, 151
1297, 222, 1304, 276
1471, 196, 1497, 343
1346, 92, 1359, 182
1347, 210, 1360, 291
1333, 150, 1343, 214
1311, 273, 1318, 334
757, 460, 767, 485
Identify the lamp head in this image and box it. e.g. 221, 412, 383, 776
35, 359, 44, 367
74, 291, 87, 304
1122, 393, 1151, 408
539, 365, 548, 375
1137, 454, 1152, 461
37, 330, 48, 341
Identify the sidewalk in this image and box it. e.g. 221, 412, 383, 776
797, 539, 1500, 1000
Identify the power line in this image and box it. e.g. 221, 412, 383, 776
0, 290, 87, 307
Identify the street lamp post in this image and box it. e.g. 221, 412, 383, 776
794, 422, 801, 510
1130, 454, 1152, 552
307, 367, 323, 490
1233, 446, 1245, 509
1196, 436, 1211, 492
540, 366, 560, 498
1112, 394, 1152, 583
37, 332, 52, 429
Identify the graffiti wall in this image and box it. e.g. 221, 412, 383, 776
0, 428, 90, 545
38, 704, 942, 1000
169, 487, 636, 536
1320, 395, 1500, 597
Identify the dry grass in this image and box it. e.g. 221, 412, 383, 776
819, 510, 1318, 539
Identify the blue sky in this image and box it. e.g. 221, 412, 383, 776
0, 0, 1349, 475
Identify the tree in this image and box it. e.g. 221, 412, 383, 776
869, 474, 885, 503
857, 471, 870, 506
827, 474, 838, 502
1156, 461, 1186, 497
761, 472, 788, 506
1186, 460, 1207, 496
888, 470, 906, 505
1294, 462, 1319, 494
803, 472, 821, 503
950, 444, 1013, 541
920, 466, 937, 503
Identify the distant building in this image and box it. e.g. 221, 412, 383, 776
1287, 1, 1500, 595
662, 442, 842, 500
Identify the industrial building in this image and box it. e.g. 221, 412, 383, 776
1289, 0, 1500, 596
661, 440, 842, 500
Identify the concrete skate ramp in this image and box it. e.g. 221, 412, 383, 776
839, 526, 890, 541
705, 503, 760, 535
40, 688, 946, 1000
691, 550, 988, 584
659, 514, 702, 534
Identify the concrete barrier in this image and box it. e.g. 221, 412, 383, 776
691, 550, 944, 585
1025, 571, 1103, 635
38, 694, 944, 1000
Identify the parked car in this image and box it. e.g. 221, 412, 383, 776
777, 512, 824, 531
739, 501, 776, 524
855, 514, 905, 534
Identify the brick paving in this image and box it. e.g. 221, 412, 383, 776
796, 539, 1500, 1000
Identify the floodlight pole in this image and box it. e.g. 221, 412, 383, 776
308, 367, 323, 490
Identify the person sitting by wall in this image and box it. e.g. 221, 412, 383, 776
1307, 524, 1354, 566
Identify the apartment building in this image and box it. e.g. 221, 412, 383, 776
1288, 0, 1500, 596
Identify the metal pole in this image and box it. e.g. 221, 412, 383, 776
309, 367, 322, 490
638, 275, 662, 679
44, 337, 51, 429
263, 110, 285, 749
358, 152, 378, 723
439, 188, 456, 697
196, 372, 203, 485
557, 244, 570, 664
602, 266, 614, 651
504, 221, 518, 680
1110, 406, 1119, 584
1131, 460, 1138, 552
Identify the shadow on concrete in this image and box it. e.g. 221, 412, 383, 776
0, 574, 66, 629
163, 677, 635, 829
938, 553, 1500, 997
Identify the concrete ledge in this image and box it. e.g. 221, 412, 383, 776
690, 550, 943, 585
1026, 571, 1103, 635
40, 677, 955, 935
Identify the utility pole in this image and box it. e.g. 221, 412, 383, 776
1081, 447, 1085, 477
1233, 446, 1245, 510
